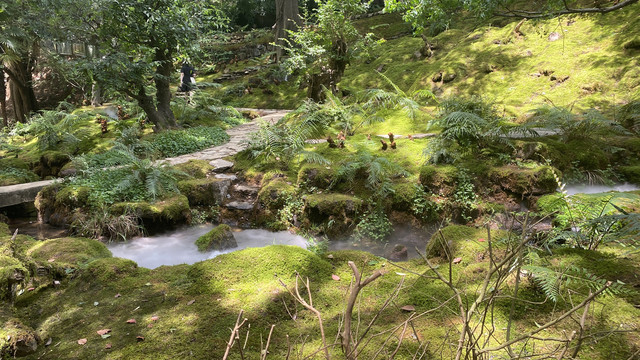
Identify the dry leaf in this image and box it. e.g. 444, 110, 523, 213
78, 338, 87, 345
136, 336, 145, 342
48, 258, 55, 262
97, 329, 111, 336
105, 343, 112, 349
401, 305, 416, 312
45, 338, 52, 346
126, 319, 137, 324
331, 274, 340, 281
187, 299, 195, 305
27, 287, 35, 291
478, 238, 486, 242
114, 293, 121, 298
453, 257, 463, 264
150, 316, 159, 322
147, 324, 154, 329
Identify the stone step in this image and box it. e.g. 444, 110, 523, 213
225, 201, 254, 211
215, 174, 238, 181
209, 159, 234, 172
232, 184, 259, 196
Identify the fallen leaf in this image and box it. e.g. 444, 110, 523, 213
331, 274, 340, 281
27, 287, 35, 291
367, 260, 379, 266
97, 329, 111, 336
94, 302, 99, 306
187, 299, 195, 306
453, 257, 463, 264
136, 336, 145, 342
48, 258, 55, 262
150, 316, 159, 322
105, 343, 112, 349
478, 238, 486, 242
101, 334, 111, 339
144, 283, 152, 286
78, 338, 87, 345
126, 319, 137, 324
401, 305, 416, 312
53, 280, 60, 286
114, 293, 121, 298
45, 338, 52, 346
147, 324, 153, 329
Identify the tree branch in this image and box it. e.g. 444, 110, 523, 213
495, 0, 638, 18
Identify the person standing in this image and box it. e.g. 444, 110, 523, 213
179, 62, 196, 92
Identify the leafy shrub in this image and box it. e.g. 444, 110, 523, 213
531, 106, 629, 141
70, 206, 144, 242
618, 100, 640, 134
25, 110, 90, 152
354, 209, 393, 242
149, 126, 229, 157
171, 93, 244, 128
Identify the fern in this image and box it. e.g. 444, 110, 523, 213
360, 71, 435, 120
531, 105, 629, 141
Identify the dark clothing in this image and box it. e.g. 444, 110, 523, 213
180, 63, 195, 92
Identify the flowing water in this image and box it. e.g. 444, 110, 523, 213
564, 183, 639, 195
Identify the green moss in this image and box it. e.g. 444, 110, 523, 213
488, 165, 559, 196
83, 257, 139, 282
0, 318, 38, 357
426, 225, 506, 259
37, 150, 70, 177
257, 178, 296, 210
27, 237, 112, 276
419, 165, 458, 196
303, 193, 363, 235
619, 165, 640, 184
173, 160, 214, 179
0, 223, 9, 236
297, 164, 335, 189
110, 195, 191, 224
178, 178, 227, 206
54, 185, 91, 209
390, 181, 419, 211
195, 224, 235, 252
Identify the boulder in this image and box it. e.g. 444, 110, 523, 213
387, 245, 408, 262
196, 224, 237, 252
178, 178, 231, 206
209, 159, 234, 172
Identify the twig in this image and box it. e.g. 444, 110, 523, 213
222, 310, 248, 360
260, 324, 275, 360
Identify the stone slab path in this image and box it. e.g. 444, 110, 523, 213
163, 109, 289, 165
0, 109, 290, 208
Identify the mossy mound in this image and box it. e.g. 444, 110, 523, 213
83, 257, 139, 282
195, 224, 236, 252
0, 255, 28, 300
426, 225, 506, 259
35, 185, 90, 226
0, 318, 38, 357
488, 165, 559, 196
419, 165, 458, 196
257, 178, 296, 210
390, 181, 419, 211
174, 160, 214, 179
178, 178, 229, 206
512, 141, 552, 162
189, 245, 332, 299
27, 237, 112, 277
34, 183, 64, 225
110, 195, 191, 224
297, 164, 335, 189
35, 151, 70, 177
0, 167, 39, 186
303, 193, 363, 235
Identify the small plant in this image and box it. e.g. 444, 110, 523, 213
190, 206, 220, 225
452, 169, 478, 222
149, 126, 229, 157
70, 206, 144, 241
354, 208, 393, 242
411, 184, 440, 221
304, 234, 329, 256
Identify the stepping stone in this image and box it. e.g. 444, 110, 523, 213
215, 174, 238, 181
306, 139, 328, 144
411, 133, 437, 139
233, 184, 259, 195
210, 159, 234, 172
225, 201, 254, 210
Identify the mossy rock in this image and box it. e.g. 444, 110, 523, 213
110, 195, 191, 224
0, 255, 28, 300
297, 164, 335, 189
390, 182, 419, 211
426, 225, 505, 259
257, 178, 296, 211
419, 165, 458, 196
488, 165, 559, 196
54, 185, 91, 209
195, 224, 236, 252
619, 165, 640, 184
512, 141, 551, 162
34, 183, 63, 225
303, 194, 363, 235
178, 178, 230, 206
36, 151, 70, 177
27, 237, 112, 277
174, 160, 214, 179
0, 223, 9, 236
83, 257, 139, 282
0, 318, 38, 357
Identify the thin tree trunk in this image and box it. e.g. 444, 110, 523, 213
153, 48, 177, 130
91, 44, 103, 106
5, 59, 38, 123
275, 0, 301, 63
0, 71, 8, 128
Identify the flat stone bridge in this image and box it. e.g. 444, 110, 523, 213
0, 109, 289, 208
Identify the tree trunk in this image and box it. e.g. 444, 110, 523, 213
275, 0, 302, 62
91, 44, 103, 106
0, 71, 8, 128
5, 59, 38, 123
